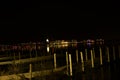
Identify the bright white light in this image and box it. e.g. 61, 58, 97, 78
46, 39, 49, 43
47, 44, 50, 53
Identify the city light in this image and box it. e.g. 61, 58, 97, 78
46, 39, 49, 43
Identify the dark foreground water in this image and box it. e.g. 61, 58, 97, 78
32, 60, 120, 80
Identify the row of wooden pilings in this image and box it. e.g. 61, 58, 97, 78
52, 45, 120, 77
27, 45, 120, 79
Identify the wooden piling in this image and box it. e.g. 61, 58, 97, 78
80, 52, 84, 72
90, 50, 94, 68
54, 53, 57, 69
76, 50, 79, 63
69, 54, 72, 76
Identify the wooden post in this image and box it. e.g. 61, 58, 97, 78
54, 53, 57, 69
76, 50, 79, 63
80, 52, 84, 72
100, 47, 103, 65
69, 54, 72, 76
85, 49, 88, 61
66, 52, 69, 75
29, 64, 32, 80
106, 47, 110, 62
90, 50, 94, 68
113, 46, 116, 61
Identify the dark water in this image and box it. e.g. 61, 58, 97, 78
33, 60, 120, 80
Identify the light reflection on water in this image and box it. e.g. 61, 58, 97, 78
47, 44, 50, 53
46, 42, 78, 54
49, 43, 77, 48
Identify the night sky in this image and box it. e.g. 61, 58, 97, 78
0, 1, 120, 43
